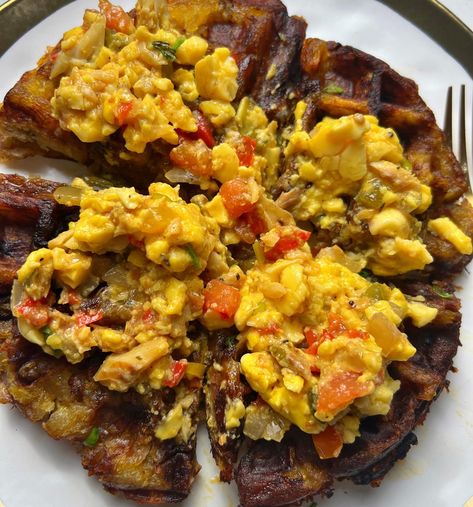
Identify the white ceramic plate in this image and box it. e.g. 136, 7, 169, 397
1, 2, 472, 506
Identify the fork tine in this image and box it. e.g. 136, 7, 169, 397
444, 85, 453, 148
459, 84, 468, 170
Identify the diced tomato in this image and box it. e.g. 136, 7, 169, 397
116, 101, 133, 126
304, 328, 318, 347
310, 363, 320, 374
170, 139, 213, 177
164, 360, 187, 387
258, 324, 282, 335
312, 426, 344, 459
196, 113, 215, 148
67, 290, 81, 306
240, 208, 267, 236
220, 178, 256, 219
346, 328, 369, 340
231, 51, 239, 64
99, 0, 135, 34
49, 45, 61, 63
317, 371, 372, 415
142, 309, 154, 323
304, 328, 323, 355
234, 136, 256, 167
128, 235, 144, 249
235, 136, 256, 167
75, 309, 103, 327
177, 112, 215, 148
16, 298, 49, 327
305, 314, 367, 356
327, 312, 346, 336
265, 229, 311, 262
203, 279, 241, 320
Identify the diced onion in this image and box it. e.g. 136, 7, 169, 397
243, 403, 290, 442
165, 168, 201, 185
53, 185, 83, 207
102, 265, 128, 286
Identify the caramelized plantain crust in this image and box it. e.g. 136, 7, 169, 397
204, 329, 248, 482
0, 173, 77, 299
0, 323, 201, 502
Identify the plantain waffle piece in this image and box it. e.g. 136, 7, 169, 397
0, 322, 201, 503
201, 7, 471, 507
0, 174, 202, 503
321, 280, 462, 480
273, 38, 473, 279
0, 0, 306, 190
234, 279, 462, 507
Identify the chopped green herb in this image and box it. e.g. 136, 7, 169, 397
84, 427, 100, 447
151, 40, 177, 61
172, 37, 186, 52
104, 29, 130, 51
322, 84, 344, 95
432, 285, 452, 299
224, 335, 237, 349
400, 159, 413, 171
359, 269, 376, 281
309, 501, 318, 507
186, 245, 201, 269
308, 388, 318, 415
41, 325, 53, 337
83, 175, 115, 190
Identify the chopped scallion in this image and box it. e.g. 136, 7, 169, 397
432, 285, 452, 299
359, 269, 375, 281
83, 427, 100, 447
151, 40, 177, 61
224, 335, 237, 349
322, 84, 344, 95
172, 37, 186, 52
41, 325, 53, 337
186, 245, 201, 268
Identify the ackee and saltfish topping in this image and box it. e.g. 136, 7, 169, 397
7, 0, 473, 466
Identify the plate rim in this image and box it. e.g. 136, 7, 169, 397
0, 0, 473, 79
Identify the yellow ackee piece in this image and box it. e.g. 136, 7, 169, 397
17, 248, 54, 299
407, 301, 438, 327
240, 352, 323, 434
225, 398, 246, 429
51, 248, 91, 288
176, 35, 209, 65
172, 68, 199, 102
200, 100, 236, 127
309, 114, 370, 158
204, 194, 235, 228
92, 328, 129, 353
211, 143, 240, 183
368, 208, 410, 238
428, 217, 473, 255
194, 48, 238, 102
155, 404, 184, 440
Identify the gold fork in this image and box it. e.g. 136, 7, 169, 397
444, 85, 472, 194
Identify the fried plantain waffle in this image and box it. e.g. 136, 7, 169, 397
0, 1, 472, 507
0, 174, 201, 503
